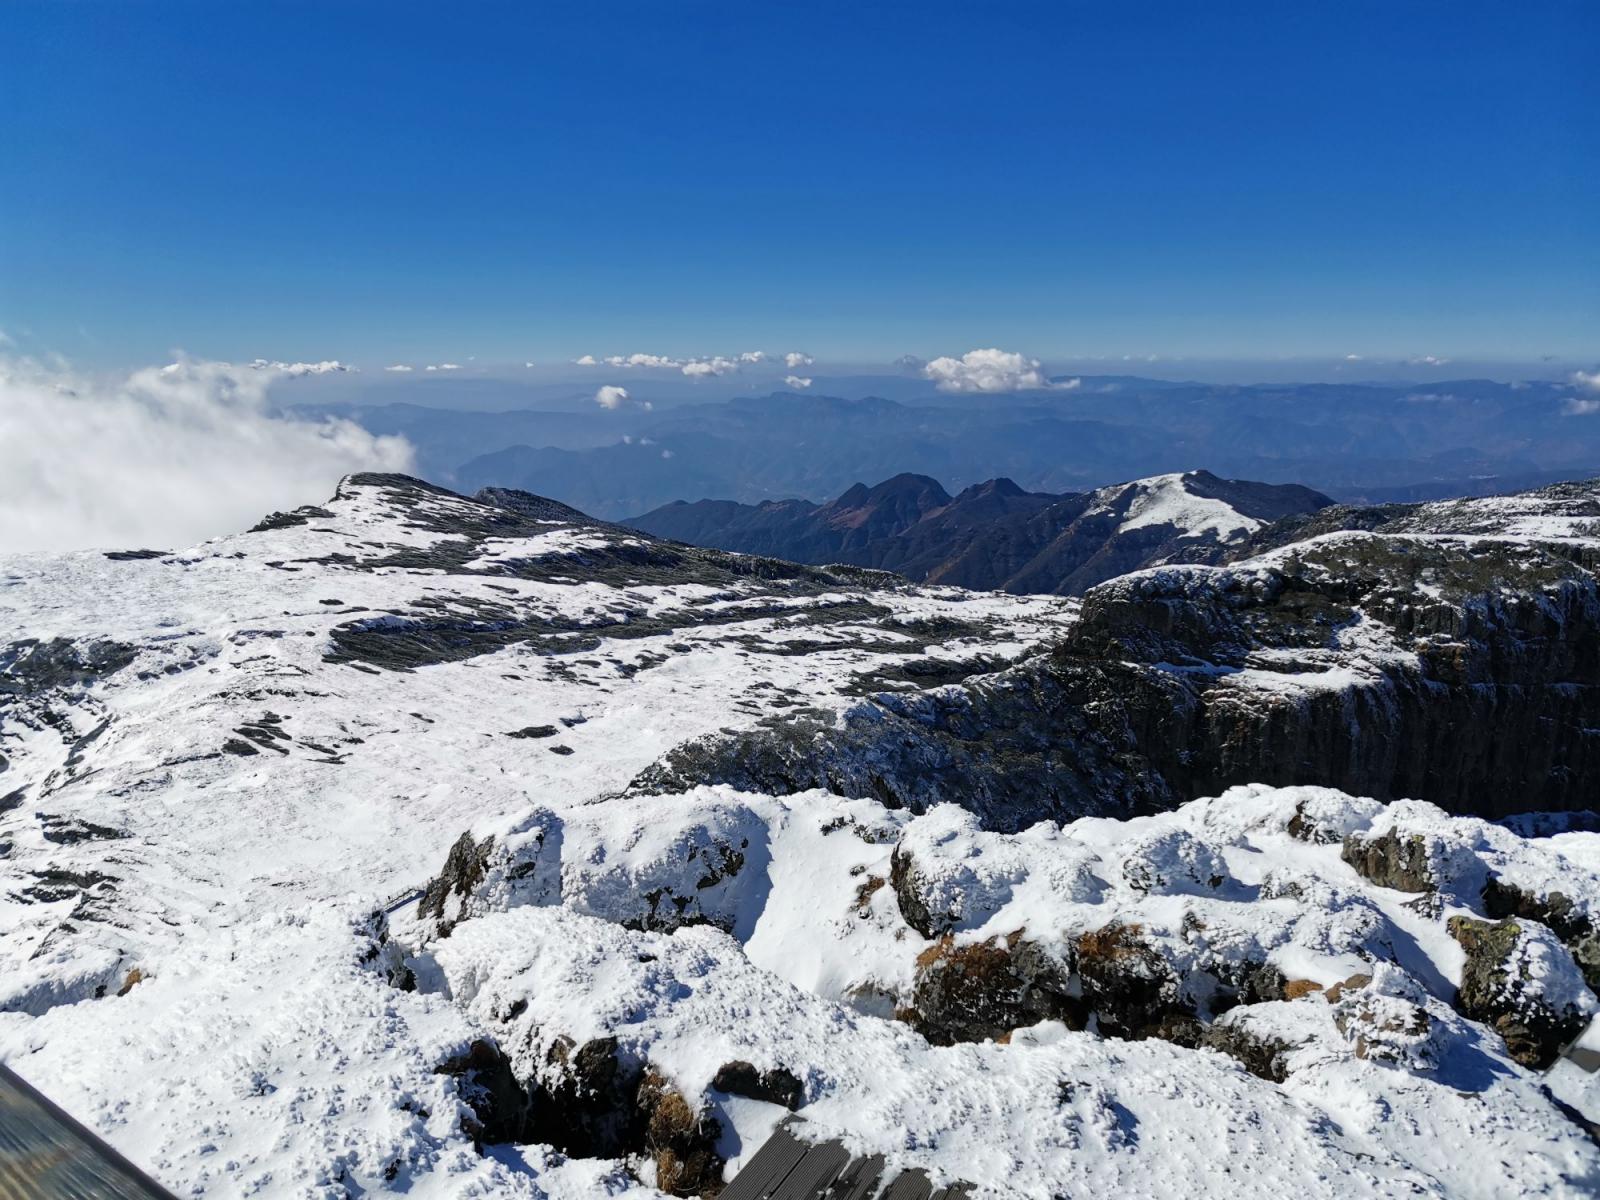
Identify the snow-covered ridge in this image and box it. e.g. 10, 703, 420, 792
1102, 470, 1264, 539
2, 472, 1598, 1199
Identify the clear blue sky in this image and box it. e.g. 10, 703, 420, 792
4, 0, 1596, 369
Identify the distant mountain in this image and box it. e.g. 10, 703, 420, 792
392, 378, 1600, 519
627, 469, 1335, 594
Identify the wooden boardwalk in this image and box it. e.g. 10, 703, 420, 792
721, 1121, 971, 1200
0, 1063, 175, 1200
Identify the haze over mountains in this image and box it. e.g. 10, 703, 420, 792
300, 375, 1600, 521
628, 470, 1334, 595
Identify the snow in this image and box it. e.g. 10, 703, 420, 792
1114, 472, 1264, 540
2, 475, 1598, 1199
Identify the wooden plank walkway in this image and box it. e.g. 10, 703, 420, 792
0, 1063, 175, 1200
721, 1120, 971, 1200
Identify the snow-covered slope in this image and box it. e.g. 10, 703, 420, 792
2, 474, 1597, 1199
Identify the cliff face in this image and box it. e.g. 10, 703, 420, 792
634, 492, 1600, 830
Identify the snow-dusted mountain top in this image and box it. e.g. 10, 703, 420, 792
628, 468, 1334, 597
3, 472, 1600, 1199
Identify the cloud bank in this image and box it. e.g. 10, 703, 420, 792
784, 375, 812, 389
922, 348, 1073, 393
578, 350, 791, 378
1572, 370, 1600, 392
0, 356, 413, 554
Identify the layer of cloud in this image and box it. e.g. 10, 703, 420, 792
248, 359, 354, 376
784, 375, 812, 389
0, 356, 413, 554
384, 364, 413, 373
923, 348, 1074, 393
578, 351, 781, 378
424, 363, 461, 372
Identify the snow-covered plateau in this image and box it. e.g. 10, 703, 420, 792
3, 473, 1600, 1199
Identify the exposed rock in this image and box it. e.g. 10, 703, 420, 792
417, 812, 562, 938
1073, 922, 1186, 1040
1448, 916, 1597, 1068
636, 527, 1600, 829
1341, 829, 1437, 893
1482, 875, 1600, 991
433, 1038, 531, 1145
905, 933, 1078, 1045
709, 1060, 804, 1110
1199, 1019, 1298, 1083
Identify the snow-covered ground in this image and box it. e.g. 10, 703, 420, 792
2, 474, 1597, 1198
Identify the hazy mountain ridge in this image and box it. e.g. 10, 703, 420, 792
306, 377, 1600, 520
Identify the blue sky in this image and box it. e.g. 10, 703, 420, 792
3, 1, 1596, 370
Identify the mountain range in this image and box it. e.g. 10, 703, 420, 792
628, 469, 1335, 595
301, 376, 1600, 520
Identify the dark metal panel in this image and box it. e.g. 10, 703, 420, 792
0, 1063, 175, 1200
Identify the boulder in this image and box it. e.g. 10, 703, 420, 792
1448, 916, 1597, 1068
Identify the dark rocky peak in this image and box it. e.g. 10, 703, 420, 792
821, 473, 953, 538
474, 485, 614, 529
1178, 470, 1336, 523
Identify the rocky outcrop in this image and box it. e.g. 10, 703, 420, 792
904, 933, 1078, 1045
1341, 829, 1438, 893
636, 526, 1600, 827
434, 1038, 531, 1145
709, 1060, 804, 1110
516, 1037, 722, 1196
1448, 916, 1597, 1068
1483, 876, 1600, 992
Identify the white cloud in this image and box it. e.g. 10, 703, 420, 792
574, 354, 599, 366
1564, 397, 1600, 416
1344, 354, 1363, 361
922, 348, 1068, 393
0, 356, 413, 553
681, 356, 741, 377
1408, 355, 1449, 367
524, 361, 535, 368
661, 449, 674, 459
783, 351, 814, 369
1571, 370, 1600, 392
594, 384, 651, 412
784, 375, 813, 389
384, 364, 413, 373
604, 353, 680, 369
248, 359, 353, 376
590, 351, 757, 377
